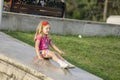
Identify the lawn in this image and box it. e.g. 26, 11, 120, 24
3, 31, 120, 80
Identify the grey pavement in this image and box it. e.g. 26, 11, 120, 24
0, 31, 103, 80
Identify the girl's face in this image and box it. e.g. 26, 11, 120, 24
42, 24, 51, 35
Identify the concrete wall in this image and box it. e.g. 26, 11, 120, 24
0, 54, 53, 80
1, 12, 120, 36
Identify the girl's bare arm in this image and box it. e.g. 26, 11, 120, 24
35, 40, 43, 59
50, 41, 64, 55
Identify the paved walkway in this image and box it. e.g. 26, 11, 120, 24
0, 31, 103, 80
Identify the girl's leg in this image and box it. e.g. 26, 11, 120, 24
54, 52, 65, 61
54, 52, 75, 68
47, 51, 68, 68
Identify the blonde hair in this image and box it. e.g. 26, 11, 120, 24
34, 21, 49, 39
35, 22, 43, 36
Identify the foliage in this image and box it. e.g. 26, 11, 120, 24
65, 0, 120, 21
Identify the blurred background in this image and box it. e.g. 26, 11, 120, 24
3, 0, 120, 22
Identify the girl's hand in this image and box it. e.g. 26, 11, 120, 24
60, 51, 65, 55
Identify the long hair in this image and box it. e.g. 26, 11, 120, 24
35, 22, 42, 36
34, 21, 49, 40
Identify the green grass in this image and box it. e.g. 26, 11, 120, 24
2, 31, 120, 80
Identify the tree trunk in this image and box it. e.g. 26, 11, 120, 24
103, 0, 108, 21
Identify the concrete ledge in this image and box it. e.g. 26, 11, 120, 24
0, 54, 53, 80
1, 12, 120, 36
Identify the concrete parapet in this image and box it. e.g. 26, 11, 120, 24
0, 54, 53, 80
0, 12, 120, 36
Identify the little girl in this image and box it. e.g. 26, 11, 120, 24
34, 21, 74, 68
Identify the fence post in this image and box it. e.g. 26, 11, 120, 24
0, 0, 4, 25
